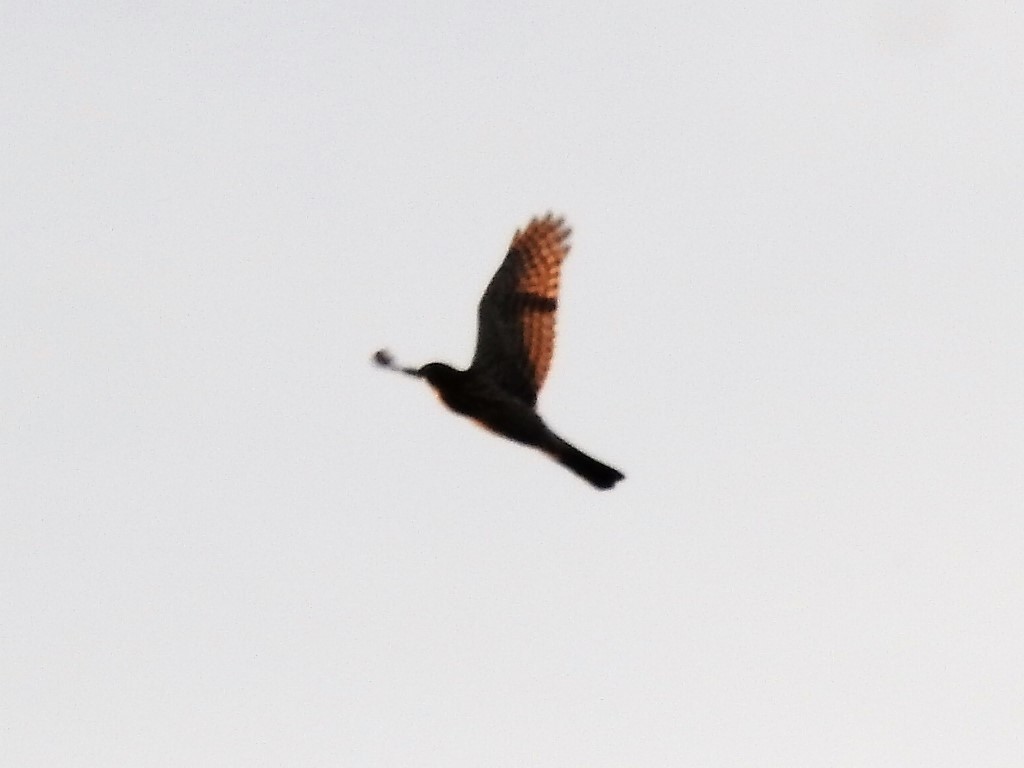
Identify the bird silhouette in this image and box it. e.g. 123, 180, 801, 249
374, 214, 624, 490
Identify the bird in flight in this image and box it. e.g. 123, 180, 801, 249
374, 213, 624, 490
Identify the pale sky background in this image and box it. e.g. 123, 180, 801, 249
3, 1, 1022, 766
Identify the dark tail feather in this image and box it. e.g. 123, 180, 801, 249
547, 438, 625, 490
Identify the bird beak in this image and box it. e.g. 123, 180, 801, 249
373, 349, 422, 378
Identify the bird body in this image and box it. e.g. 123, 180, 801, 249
419, 364, 548, 445
375, 215, 624, 490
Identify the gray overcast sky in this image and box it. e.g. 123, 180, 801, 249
3, 1, 1022, 765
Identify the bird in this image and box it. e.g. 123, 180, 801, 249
374, 213, 624, 490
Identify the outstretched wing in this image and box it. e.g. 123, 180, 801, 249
470, 213, 571, 406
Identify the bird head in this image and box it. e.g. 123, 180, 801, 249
415, 362, 460, 388
373, 350, 460, 390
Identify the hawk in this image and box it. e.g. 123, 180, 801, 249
374, 214, 624, 490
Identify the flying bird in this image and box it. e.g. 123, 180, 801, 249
374, 214, 624, 490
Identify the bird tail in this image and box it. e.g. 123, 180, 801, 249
546, 437, 625, 490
